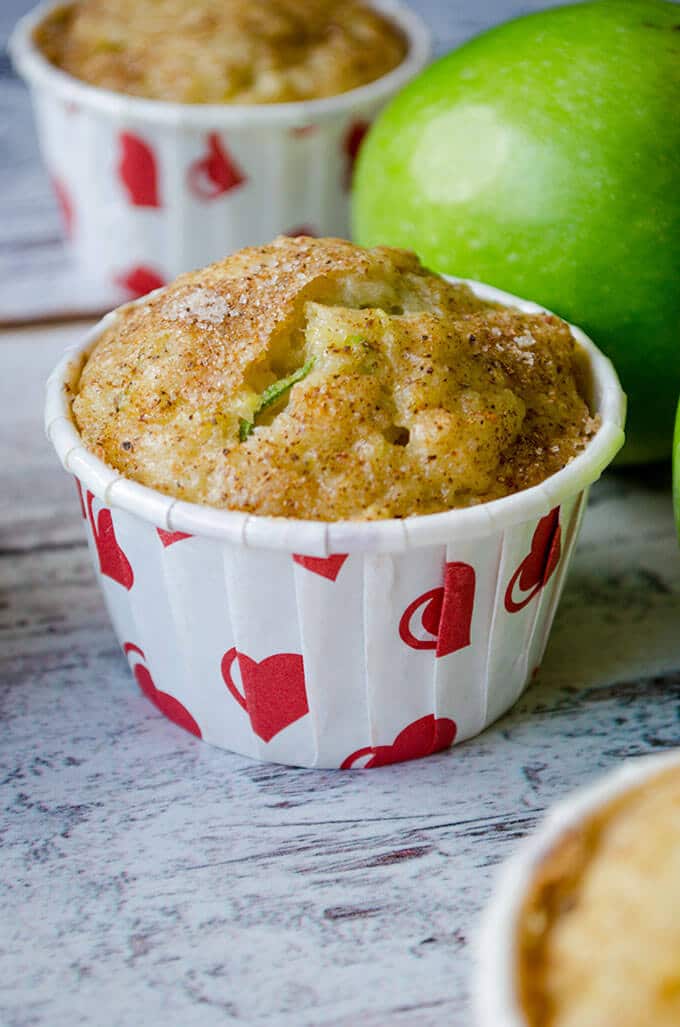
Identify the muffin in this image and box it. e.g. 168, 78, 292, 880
73, 236, 597, 521
45, 243, 624, 767
518, 762, 680, 1027
35, 0, 407, 104
10, 1, 429, 298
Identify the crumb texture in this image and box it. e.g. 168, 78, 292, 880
73, 236, 595, 520
519, 765, 680, 1027
35, 0, 407, 104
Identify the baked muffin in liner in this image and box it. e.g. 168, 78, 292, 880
475, 750, 680, 1026
10, 0, 429, 302
44, 278, 625, 768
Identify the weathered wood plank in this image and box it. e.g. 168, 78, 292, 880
0, 324, 86, 550
3, 650, 679, 1027
2, 0, 680, 1022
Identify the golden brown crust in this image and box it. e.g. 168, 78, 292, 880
35, 0, 407, 104
518, 765, 680, 1027
73, 236, 596, 520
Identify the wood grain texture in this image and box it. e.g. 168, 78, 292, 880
1, 323, 680, 1027
2, 2, 680, 1024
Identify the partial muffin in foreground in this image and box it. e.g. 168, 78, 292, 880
35, 0, 408, 104
518, 763, 680, 1027
72, 235, 597, 520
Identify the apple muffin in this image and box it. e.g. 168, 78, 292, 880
518, 764, 680, 1027
72, 235, 597, 520
34, 0, 408, 104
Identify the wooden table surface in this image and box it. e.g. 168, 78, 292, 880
3, 3, 680, 1026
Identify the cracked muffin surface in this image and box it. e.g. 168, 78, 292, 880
518, 764, 680, 1027
35, 0, 407, 104
72, 236, 597, 520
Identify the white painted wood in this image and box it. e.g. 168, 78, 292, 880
1, 322, 680, 1027
2, 1, 680, 1022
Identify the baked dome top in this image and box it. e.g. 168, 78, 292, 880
72, 236, 596, 520
35, 0, 407, 104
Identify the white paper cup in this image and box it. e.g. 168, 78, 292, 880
475, 749, 680, 1025
44, 279, 625, 768
10, 0, 430, 301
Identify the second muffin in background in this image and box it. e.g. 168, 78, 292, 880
11, 0, 430, 301
520, 763, 680, 1027
35, 0, 408, 104
477, 753, 680, 1027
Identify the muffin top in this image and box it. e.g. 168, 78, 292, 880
72, 236, 596, 521
518, 764, 680, 1027
35, 0, 407, 104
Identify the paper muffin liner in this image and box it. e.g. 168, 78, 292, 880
44, 280, 625, 769
10, 0, 430, 302
475, 749, 680, 1027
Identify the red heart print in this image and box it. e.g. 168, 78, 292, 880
115, 266, 166, 298
157, 529, 192, 548
343, 120, 370, 189
399, 562, 475, 657
81, 487, 133, 590
222, 648, 308, 743
341, 714, 457, 769
188, 133, 246, 199
292, 553, 348, 581
505, 508, 562, 613
124, 643, 201, 737
51, 175, 74, 238
118, 132, 161, 207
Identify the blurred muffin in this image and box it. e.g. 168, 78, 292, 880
72, 235, 597, 520
35, 0, 408, 104
518, 763, 680, 1027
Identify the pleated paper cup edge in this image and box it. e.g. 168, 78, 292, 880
45, 278, 626, 555
10, 0, 431, 128
64, 491, 588, 769
473, 749, 680, 1027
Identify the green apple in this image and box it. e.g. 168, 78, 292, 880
353, 0, 680, 463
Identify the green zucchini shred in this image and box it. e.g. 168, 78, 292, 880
238, 357, 316, 442
258, 357, 316, 413
239, 417, 253, 441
